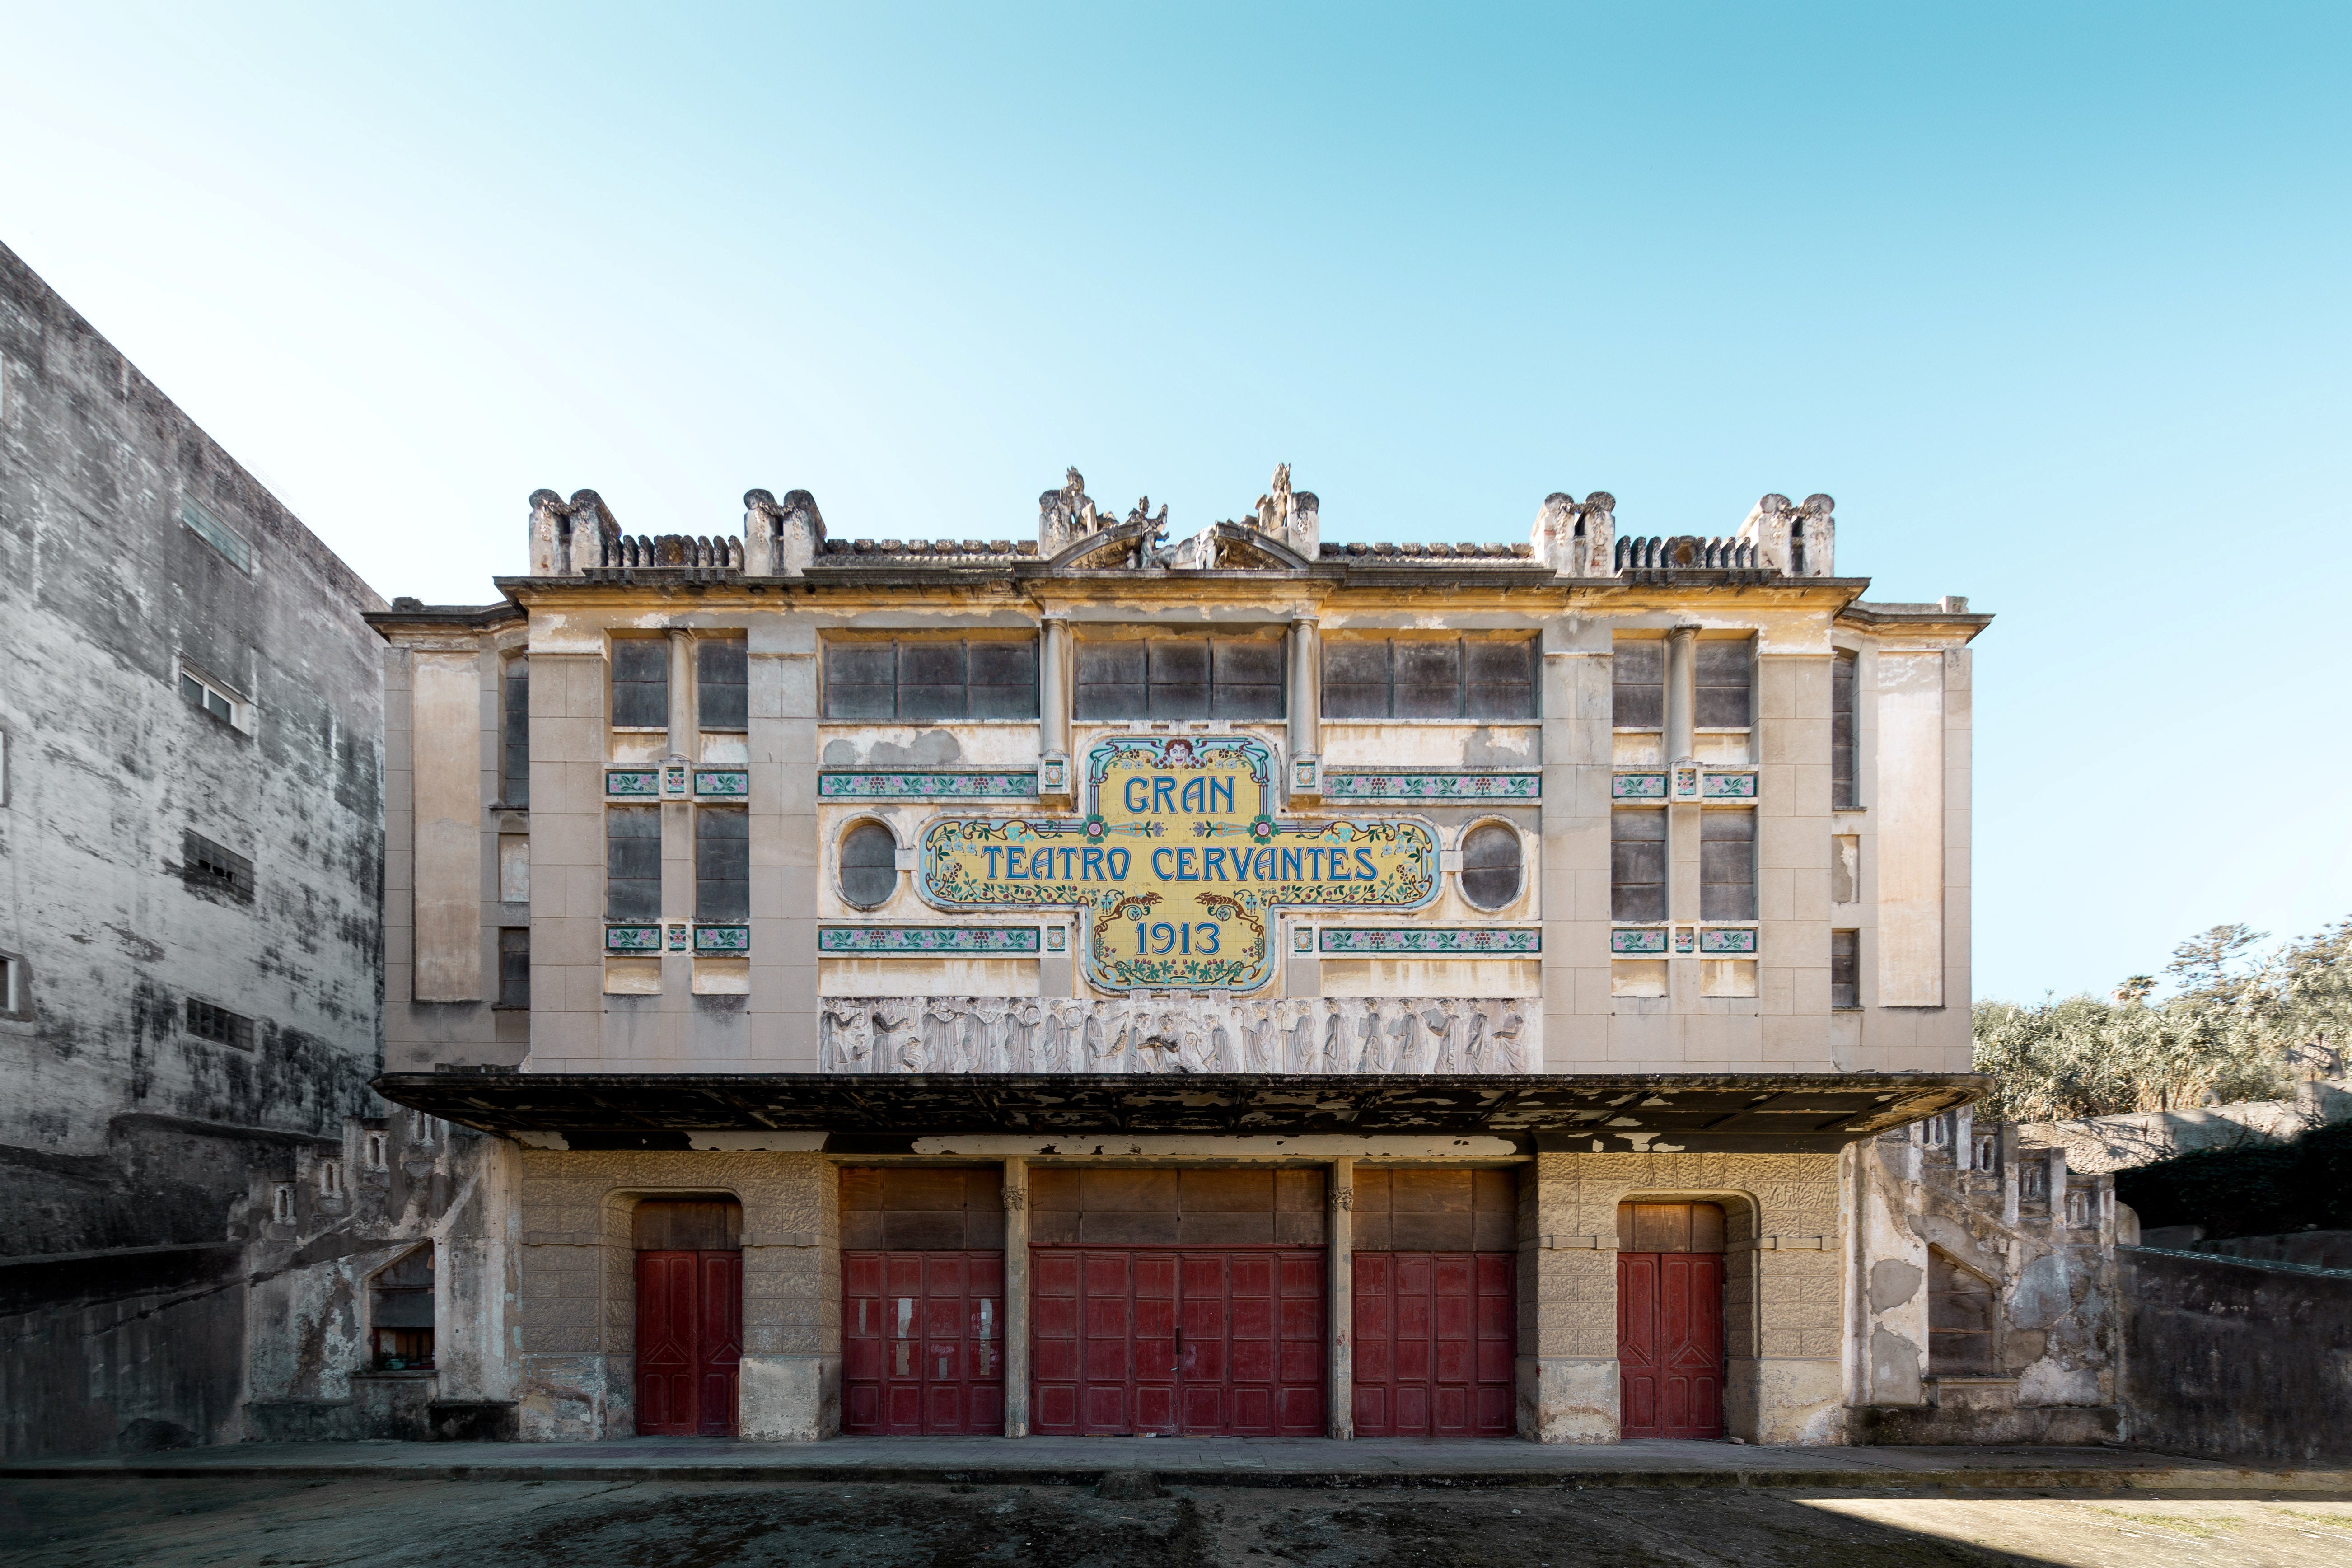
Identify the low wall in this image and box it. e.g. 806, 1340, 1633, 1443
2120, 1246, 2352, 1466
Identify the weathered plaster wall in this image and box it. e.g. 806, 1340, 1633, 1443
2120, 1248, 2352, 1466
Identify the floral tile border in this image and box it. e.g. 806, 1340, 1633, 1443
818, 771, 1040, 800
604, 922, 663, 954
1701, 771, 1758, 799
1318, 927, 1539, 955
693, 923, 751, 954
605, 768, 660, 799
1611, 927, 1669, 955
818, 925, 1043, 955
1320, 771, 1539, 801
1613, 772, 1668, 800
693, 768, 750, 799
1699, 927, 1758, 954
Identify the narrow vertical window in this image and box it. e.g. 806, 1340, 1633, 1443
605, 805, 662, 919
1831, 929, 1859, 1008
502, 656, 530, 807
1700, 811, 1756, 921
1322, 640, 1391, 719
1610, 810, 1667, 921
610, 640, 669, 728
1831, 648, 1858, 809
1612, 639, 1664, 729
1694, 639, 1752, 728
695, 809, 750, 922
697, 637, 748, 730
497, 928, 531, 1008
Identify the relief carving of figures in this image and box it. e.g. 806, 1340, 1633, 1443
821, 1002, 872, 1074
922, 999, 965, 1073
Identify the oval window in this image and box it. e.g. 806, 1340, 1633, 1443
1459, 823, 1523, 911
838, 822, 899, 908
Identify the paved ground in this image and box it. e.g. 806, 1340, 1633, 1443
3, 1475, 2351, 1566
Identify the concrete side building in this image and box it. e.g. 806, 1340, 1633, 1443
376, 468, 2114, 1446
0, 244, 489, 1457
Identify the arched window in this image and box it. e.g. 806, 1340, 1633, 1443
1459, 823, 1523, 911
839, 822, 899, 909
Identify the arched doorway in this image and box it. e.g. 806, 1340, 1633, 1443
634, 1196, 742, 1437
1616, 1200, 1726, 1440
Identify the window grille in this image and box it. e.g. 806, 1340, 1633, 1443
697, 637, 748, 730
1699, 811, 1756, 921
1611, 810, 1666, 921
186, 997, 254, 1051
695, 810, 750, 922
1074, 637, 1278, 721
501, 657, 530, 806
496, 928, 531, 1009
1831, 649, 1858, 808
826, 639, 1038, 721
1323, 637, 1535, 721
1694, 638, 1753, 728
1611, 639, 1664, 729
606, 806, 661, 919
610, 639, 669, 728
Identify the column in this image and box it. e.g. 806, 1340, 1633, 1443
662, 628, 694, 1026
1664, 624, 1697, 766
1327, 1155, 1354, 1439
1002, 1155, 1031, 1437
1287, 616, 1320, 794
1039, 616, 1070, 760
667, 627, 694, 752
1665, 626, 1699, 997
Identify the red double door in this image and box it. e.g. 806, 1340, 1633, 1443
1032, 1247, 1325, 1436
1352, 1252, 1515, 1437
842, 1251, 1005, 1435
635, 1250, 742, 1436
1616, 1251, 1725, 1439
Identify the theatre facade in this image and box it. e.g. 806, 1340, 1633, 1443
374, 470, 2000, 1444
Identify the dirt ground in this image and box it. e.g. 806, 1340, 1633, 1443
2, 1477, 2349, 1567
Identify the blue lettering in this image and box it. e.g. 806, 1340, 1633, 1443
1152, 776, 1176, 814
1305, 848, 1325, 880
1356, 848, 1376, 879
1084, 847, 1105, 880
1007, 847, 1028, 879
1125, 777, 1150, 814
1177, 847, 1197, 880
1194, 921, 1220, 954
1280, 849, 1301, 880
1211, 778, 1233, 814
1181, 777, 1204, 813
1152, 848, 1175, 879
1108, 848, 1129, 879
983, 848, 1002, 880
1257, 848, 1275, 880
1204, 847, 1226, 881
1330, 851, 1349, 881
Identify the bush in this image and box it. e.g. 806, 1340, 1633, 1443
2114, 1120, 2352, 1239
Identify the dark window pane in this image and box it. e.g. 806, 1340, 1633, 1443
1699, 810, 1756, 921
1832, 650, 1858, 810
1074, 641, 1146, 718
840, 821, 898, 908
825, 644, 897, 720
611, 640, 669, 728
498, 928, 531, 1009
1211, 641, 1283, 719
697, 638, 748, 730
1613, 640, 1664, 729
1611, 810, 1666, 922
606, 805, 662, 919
1459, 823, 1523, 910
1322, 641, 1391, 719
896, 684, 967, 721
696, 809, 750, 921
1831, 929, 1859, 1009
1695, 639, 1752, 728
1393, 641, 1463, 718
1464, 639, 1537, 720
897, 641, 967, 690
502, 658, 530, 807
1147, 639, 1212, 719
968, 640, 1039, 719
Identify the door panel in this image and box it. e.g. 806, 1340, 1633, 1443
1031, 1247, 1325, 1437
1617, 1251, 1725, 1439
1351, 1251, 1515, 1437
635, 1249, 740, 1437
840, 1250, 1005, 1434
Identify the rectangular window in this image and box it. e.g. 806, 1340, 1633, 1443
1075, 637, 1283, 721
605, 805, 662, 920
497, 928, 531, 1008
1610, 810, 1667, 921
695, 808, 750, 921
610, 640, 669, 728
1695, 638, 1753, 728
1320, 638, 1536, 721
181, 498, 252, 572
186, 997, 254, 1051
1832, 648, 1858, 809
0, 951, 25, 1019
1612, 638, 1664, 729
179, 668, 238, 726
498, 833, 530, 903
1831, 929, 1860, 1008
822, 639, 1039, 721
697, 637, 748, 730
1700, 810, 1756, 921
182, 830, 255, 902
501, 656, 530, 807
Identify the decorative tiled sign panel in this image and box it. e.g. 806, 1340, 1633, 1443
693, 768, 750, 799
605, 768, 660, 799
693, 923, 751, 954
604, 922, 662, 954
1319, 927, 1539, 955
1611, 927, 1669, 955
1701, 771, 1758, 799
818, 771, 1039, 800
818, 926, 1042, 955
1612, 772, 1668, 800
1321, 771, 1538, 801
1698, 927, 1758, 954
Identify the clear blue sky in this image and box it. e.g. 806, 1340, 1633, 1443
5, 4, 2347, 1002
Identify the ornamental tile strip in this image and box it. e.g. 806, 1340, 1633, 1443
1701, 771, 1758, 799
818, 771, 1039, 800
1699, 927, 1758, 954
1612, 772, 1668, 800
1611, 927, 1669, 955
604, 922, 663, 954
604, 768, 660, 798
693, 923, 751, 954
1319, 927, 1540, 955
1320, 771, 1539, 802
693, 768, 750, 799
819, 926, 1043, 955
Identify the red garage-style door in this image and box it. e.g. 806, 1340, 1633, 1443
1617, 1251, 1725, 1440
1352, 1252, 1515, 1437
842, 1251, 1005, 1434
1032, 1248, 1325, 1436
635, 1250, 742, 1436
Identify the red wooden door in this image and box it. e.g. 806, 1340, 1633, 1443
1617, 1251, 1724, 1439
842, 1251, 1005, 1434
1353, 1252, 1515, 1437
1032, 1247, 1324, 1437
635, 1249, 741, 1436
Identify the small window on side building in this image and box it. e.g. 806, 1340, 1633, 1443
186, 997, 255, 1051
610, 639, 669, 728
697, 637, 748, 730
369, 1248, 435, 1370
1699, 810, 1756, 922
695, 809, 750, 921
496, 928, 531, 1009
501, 656, 530, 807
1611, 810, 1666, 922
182, 831, 255, 902
1612, 639, 1664, 729
1832, 648, 1859, 809
606, 806, 662, 919
1831, 929, 1860, 1008
0, 951, 27, 1020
